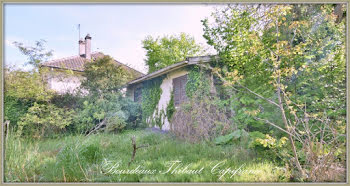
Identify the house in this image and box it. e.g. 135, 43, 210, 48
40, 34, 144, 94
126, 55, 219, 131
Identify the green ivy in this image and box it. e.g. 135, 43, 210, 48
141, 75, 165, 127
166, 91, 175, 122
185, 65, 211, 98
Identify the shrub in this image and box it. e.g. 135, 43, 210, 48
120, 98, 142, 129
105, 114, 127, 133
4, 95, 33, 130
171, 96, 235, 143
249, 133, 291, 164
214, 129, 249, 146
17, 102, 74, 139
73, 93, 142, 134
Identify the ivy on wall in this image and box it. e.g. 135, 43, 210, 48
185, 65, 211, 98
141, 75, 165, 127
140, 65, 215, 129
166, 91, 175, 123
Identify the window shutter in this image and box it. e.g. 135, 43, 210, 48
173, 75, 188, 106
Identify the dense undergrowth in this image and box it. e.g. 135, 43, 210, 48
5, 130, 291, 182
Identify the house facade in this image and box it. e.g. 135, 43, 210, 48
40, 34, 144, 94
127, 56, 218, 131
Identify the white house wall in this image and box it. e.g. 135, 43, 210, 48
45, 70, 84, 95
152, 68, 188, 131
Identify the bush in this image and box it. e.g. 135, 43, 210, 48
249, 133, 290, 164
105, 114, 127, 133
73, 93, 142, 134
50, 93, 81, 109
17, 102, 74, 139
171, 96, 235, 143
4, 95, 33, 130
120, 98, 142, 129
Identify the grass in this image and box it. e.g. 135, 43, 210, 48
4, 129, 290, 182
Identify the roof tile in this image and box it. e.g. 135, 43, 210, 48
41, 52, 144, 78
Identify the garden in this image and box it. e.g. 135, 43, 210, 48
4, 4, 346, 182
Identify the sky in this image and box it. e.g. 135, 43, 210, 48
4, 4, 219, 73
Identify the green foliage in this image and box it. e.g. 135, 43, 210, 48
50, 93, 81, 109
4, 131, 42, 182
105, 114, 127, 133
4, 95, 33, 130
214, 129, 249, 145
7, 39, 79, 138
5, 130, 293, 182
73, 55, 142, 134
78, 144, 103, 164
73, 93, 142, 134
185, 65, 211, 98
17, 103, 75, 139
4, 68, 54, 102
74, 94, 120, 133
141, 76, 164, 126
120, 98, 142, 129
166, 91, 175, 122
203, 4, 345, 180
249, 134, 291, 164
250, 134, 288, 149
55, 137, 103, 181
142, 33, 205, 73
13, 39, 53, 68
81, 55, 131, 94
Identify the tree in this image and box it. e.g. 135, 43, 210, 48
75, 55, 141, 134
5, 40, 55, 131
4, 67, 54, 102
142, 33, 205, 73
203, 4, 345, 181
80, 55, 131, 95
13, 39, 53, 69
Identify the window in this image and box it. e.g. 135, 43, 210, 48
134, 87, 142, 102
173, 75, 188, 106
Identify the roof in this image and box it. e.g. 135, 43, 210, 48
128, 55, 218, 85
41, 52, 144, 78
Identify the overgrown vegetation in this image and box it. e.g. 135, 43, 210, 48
5, 130, 292, 182
4, 3, 346, 183
172, 66, 234, 142
165, 91, 175, 123
142, 33, 205, 73
140, 75, 165, 127
5, 42, 142, 138
202, 4, 346, 181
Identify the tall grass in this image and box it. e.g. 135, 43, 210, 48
5, 131, 41, 182
4, 130, 290, 182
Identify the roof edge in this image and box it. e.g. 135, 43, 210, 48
127, 55, 218, 85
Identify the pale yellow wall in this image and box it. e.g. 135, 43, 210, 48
151, 68, 188, 131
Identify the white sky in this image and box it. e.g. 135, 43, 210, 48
5, 4, 220, 73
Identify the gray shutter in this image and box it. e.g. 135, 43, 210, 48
173, 75, 188, 106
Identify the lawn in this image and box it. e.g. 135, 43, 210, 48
5, 129, 290, 182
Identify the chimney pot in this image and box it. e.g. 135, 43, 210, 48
79, 38, 85, 57
85, 34, 92, 60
